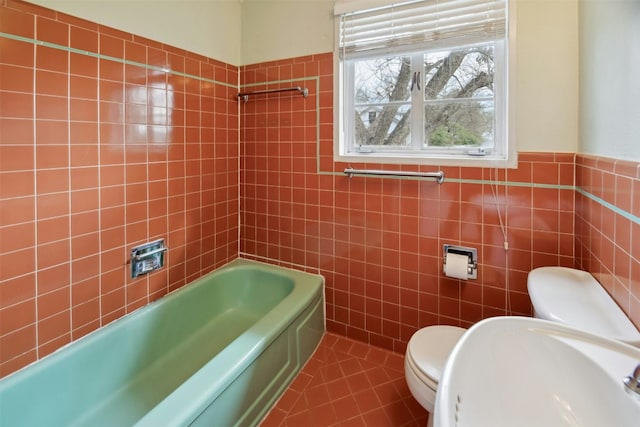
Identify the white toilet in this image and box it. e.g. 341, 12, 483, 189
528, 266, 640, 347
404, 325, 466, 427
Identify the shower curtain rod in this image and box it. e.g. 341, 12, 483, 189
237, 86, 308, 103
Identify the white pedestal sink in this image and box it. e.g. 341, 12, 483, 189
435, 317, 640, 427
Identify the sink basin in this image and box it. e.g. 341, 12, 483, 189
435, 317, 640, 427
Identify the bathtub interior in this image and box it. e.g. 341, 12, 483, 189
0, 259, 322, 427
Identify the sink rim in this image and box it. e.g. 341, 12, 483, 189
435, 316, 640, 427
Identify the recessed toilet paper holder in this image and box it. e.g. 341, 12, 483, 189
443, 245, 478, 279
130, 239, 168, 279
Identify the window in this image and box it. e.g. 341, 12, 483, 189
334, 0, 515, 166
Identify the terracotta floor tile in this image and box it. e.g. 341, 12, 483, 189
306, 384, 332, 408
320, 362, 345, 382
346, 371, 372, 394
361, 407, 394, 427
358, 357, 382, 371
332, 336, 355, 353
383, 400, 416, 426
348, 340, 370, 358
283, 409, 312, 426
304, 355, 326, 372
386, 353, 405, 371
289, 393, 310, 415
352, 388, 382, 413
309, 401, 339, 426
403, 396, 428, 421
337, 415, 367, 427
307, 370, 328, 388
332, 394, 361, 420
373, 381, 404, 405
392, 377, 412, 397
326, 377, 351, 400
260, 332, 426, 427
366, 365, 393, 385
365, 346, 390, 364
339, 357, 364, 376
290, 371, 314, 392
322, 333, 340, 348
333, 349, 357, 362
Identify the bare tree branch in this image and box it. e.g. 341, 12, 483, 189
370, 58, 412, 144
384, 108, 411, 145
424, 51, 466, 99
427, 71, 494, 134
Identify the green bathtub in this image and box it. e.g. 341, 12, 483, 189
0, 258, 325, 426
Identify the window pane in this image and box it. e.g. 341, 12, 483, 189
424, 102, 494, 148
356, 104, 411, 147
352, 56, 412, 147
354, 56, 412, 103
423, 46, 494, 101
422, 45, 495, 150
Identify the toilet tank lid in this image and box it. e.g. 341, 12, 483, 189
527, 266, 640, 346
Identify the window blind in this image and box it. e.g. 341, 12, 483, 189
337, 0, 507, 58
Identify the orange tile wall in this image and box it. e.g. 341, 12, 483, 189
0, 1, 239, 377
575, 155, 640, 327
240, 54, 578, 353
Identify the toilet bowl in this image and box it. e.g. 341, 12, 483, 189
404, 325, 466, 427
528, 266, 640, 347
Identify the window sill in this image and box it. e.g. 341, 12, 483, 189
334, 152, 518, 168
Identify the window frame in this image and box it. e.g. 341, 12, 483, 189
333, 0, 517, 167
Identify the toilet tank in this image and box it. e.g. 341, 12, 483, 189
527, 266, 640, 347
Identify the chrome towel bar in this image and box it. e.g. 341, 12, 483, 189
237, 86, 308, 103
344, 167, 445, 184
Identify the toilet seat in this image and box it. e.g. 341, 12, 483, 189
405, 325, 466, 416
407, 325, 466, 387
406, 349, 438, 390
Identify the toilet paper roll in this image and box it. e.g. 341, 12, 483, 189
445, 253, 469, 280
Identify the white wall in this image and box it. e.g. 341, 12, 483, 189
241, 0, 334, 65
515, 0, 579, 153
579, 0, 640, 161
27, 0, 243, 66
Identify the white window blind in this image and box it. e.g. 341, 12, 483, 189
336, 0, 507, 58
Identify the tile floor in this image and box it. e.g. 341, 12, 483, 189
260, 333, 429, 426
